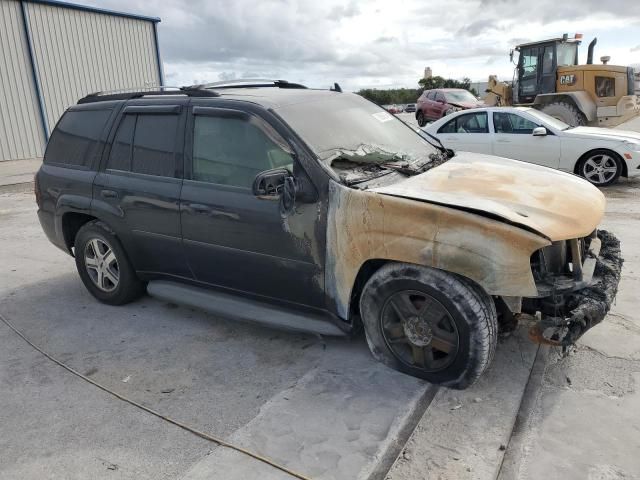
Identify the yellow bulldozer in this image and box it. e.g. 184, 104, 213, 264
484, 34, 640, 127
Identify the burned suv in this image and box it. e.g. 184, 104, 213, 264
36, 81, 622, 389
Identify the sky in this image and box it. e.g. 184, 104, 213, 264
85, 0, 640, 91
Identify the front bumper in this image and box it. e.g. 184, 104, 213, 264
529, 230, 623, 347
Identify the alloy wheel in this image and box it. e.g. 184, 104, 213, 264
380, 289, 459, 372
84, 238, 119, 292
582, 154, 618, 185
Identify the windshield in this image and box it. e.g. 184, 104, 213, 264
557, 43, 578, 66
444, 90, 478, 103
275, 93, 442, 184
524, 109, 571, 130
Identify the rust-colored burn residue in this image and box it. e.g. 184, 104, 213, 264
372, 152, 606, 242
326, 180, 551, 319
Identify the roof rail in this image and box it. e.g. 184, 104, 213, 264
188, 79, 308, 90
77, 86, 220, 104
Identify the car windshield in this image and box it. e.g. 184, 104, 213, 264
444, 90, 477, 103
524, 109, 572, 130
275, 93, 442, 184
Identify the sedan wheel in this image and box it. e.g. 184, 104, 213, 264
580, 151, 621, 186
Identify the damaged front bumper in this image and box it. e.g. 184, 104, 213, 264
528, 230, 623, 347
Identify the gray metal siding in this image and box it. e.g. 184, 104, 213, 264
24, 1, 161, 132
0, 0, 46, 161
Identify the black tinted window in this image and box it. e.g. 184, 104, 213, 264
45, 109, 111, 167
192, 114, 293, 188
107, 115, 135, 171
132, 115, 179, 177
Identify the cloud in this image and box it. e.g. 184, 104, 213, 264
84, 0, 640, 90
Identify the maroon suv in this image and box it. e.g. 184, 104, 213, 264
416, 88, 484, 127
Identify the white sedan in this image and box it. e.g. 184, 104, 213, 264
422, 106, 640, 186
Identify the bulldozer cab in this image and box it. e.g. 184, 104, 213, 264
516, 37, 580, 103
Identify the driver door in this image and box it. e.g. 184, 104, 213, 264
491, 111, 560, 168
179, 103, 324, 307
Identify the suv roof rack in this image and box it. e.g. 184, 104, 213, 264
77, 86, 221, 104
187, 79, 308, 90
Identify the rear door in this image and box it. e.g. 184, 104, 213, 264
93, 102, 190, 277
434, 92, 448, 118
436, 111, 492, 154
491, 111, 560, 168
179, 102, 325, 307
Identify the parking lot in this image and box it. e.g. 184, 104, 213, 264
1, 116, 639, 480
1, 170, 639, 479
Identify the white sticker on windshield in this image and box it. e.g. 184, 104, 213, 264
372, 112, 393, 123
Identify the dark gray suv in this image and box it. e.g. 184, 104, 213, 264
36, 81, 621, 389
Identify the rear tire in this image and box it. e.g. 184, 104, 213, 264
539, 101, 587, 126
74, 221, 145, 305
360, 263, 497, 389
416, 110, 427, 127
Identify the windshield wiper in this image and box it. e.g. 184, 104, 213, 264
420, 131, 455, 158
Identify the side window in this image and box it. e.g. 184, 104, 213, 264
438, 118, 456, 133
520, 47, 538, 77
192, 113, 294, 188
427, 91, 436, 100
44, 109, 111, 167
106, 114, 179, 177
542, 46, 554, 74
438, 112, 488, 134
132, 115, 179, 177
107, 115, 135, 171
595, 77, 615, 98
436, 92, 447, 103
493, 112, 538, 134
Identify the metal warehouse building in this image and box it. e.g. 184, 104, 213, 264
0, 0, 163, 162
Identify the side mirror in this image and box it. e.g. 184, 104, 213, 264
532, 126, 548, 136
252, 168, 290, 197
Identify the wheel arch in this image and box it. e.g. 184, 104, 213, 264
61, 212, 97, 254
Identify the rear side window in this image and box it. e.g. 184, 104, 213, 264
438, 112, 488, 134
493, 112, 538, 134
106, 114, 179, 177
44, 109, 111, 167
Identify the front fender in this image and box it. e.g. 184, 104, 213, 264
325, 181, 550, 319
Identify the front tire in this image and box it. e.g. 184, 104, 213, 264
576, 149, 622, 186
360, 263, 497, 389
74, 221, 145, 305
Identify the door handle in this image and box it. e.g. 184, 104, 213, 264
496, 139, 511, 143
187, 203, 210, 214
101, 189, 118, 199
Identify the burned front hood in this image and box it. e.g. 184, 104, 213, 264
370, 152, 605, 241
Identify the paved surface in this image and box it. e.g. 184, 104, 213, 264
498, 176, 640, 480
386, 325, 539, 480
0, 191, 432, 479
0, 158, 41, 188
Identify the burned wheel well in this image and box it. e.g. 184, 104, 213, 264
62, 212, 97, 253
349, 259, 389, 323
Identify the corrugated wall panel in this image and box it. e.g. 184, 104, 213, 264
0, 0, 46, 161
24, 1, 160, 132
